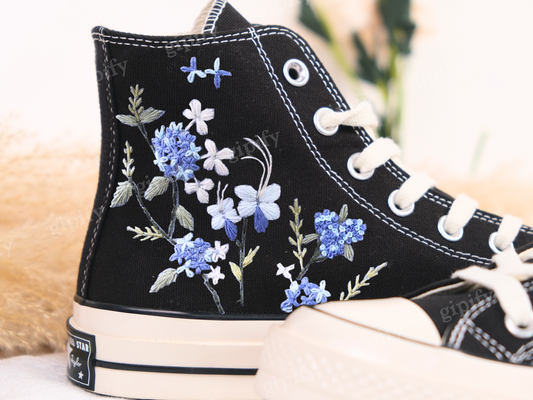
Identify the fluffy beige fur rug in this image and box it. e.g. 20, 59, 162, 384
1, 121, 532, 359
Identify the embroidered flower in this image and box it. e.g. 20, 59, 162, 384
207, 182, 242, 241
281, 278, 331, 313
152, 122, 200, 181
185, 178, 215, 204
207, 266, 225, 285
276, 263, 294, 281
170, 235, 212, 275
280, 280, 301, 313
181, 57, 207, 83
209, 241, 229, 262
183, 99, 214, 135
205, 57, 232, 89
235, 137, 280, 233
314, 210, 366, 259
201, 139, 234, 176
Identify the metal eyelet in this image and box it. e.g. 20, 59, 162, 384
505, 314, 533, 339
314, 107, 338, 136
388, 190, 415, 217
437, 215, 463, 242
488, 232, 515, 254
283, 59, 309, 87
347, 153, 374, 180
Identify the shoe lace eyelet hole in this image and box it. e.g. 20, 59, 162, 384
347, 153, 374, 180
388, 189, 415, 217
437, 215, 463, 242
488, 232, 514, 254
505, 314, 533, 339
314, 107, 339, 136
283, 59, 309, 87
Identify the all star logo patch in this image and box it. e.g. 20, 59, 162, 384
66, 318, 96, 391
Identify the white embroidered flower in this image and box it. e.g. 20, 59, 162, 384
207, 182, 242, 241
183, 99, 214, 135
234, 137, 281, 233
210, 241, 229, 262
201, 139, 234, 176
175, 232, 195, 252
184, 178, 215, 204
207, 266, 225, 285
276, 263, 295, 281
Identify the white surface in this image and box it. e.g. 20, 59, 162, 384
0, 352, 126, 400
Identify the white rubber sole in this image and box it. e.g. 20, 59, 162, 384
255, 306, 531, 400
67, 302, 283, 399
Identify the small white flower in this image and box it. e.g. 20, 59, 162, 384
276, 263, 295, 281
210, 241, 229, 262
175, 233, 194, 252
207, 182, 242, 241
207, 266, 225, 285
184, 178, 215, 204
183, 99, 214, 135
201, 139, 234, 176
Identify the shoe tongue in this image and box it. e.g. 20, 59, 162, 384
199, 1, 252, 34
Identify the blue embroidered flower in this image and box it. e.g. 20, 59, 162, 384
235, 138, 280, 233
207, 182, 242, 241
314, 210, 366, 259
181, 57, 207, 83
152, 122, 201, 181
170, 234, 213, 275
205, 57, 232, 89
280, 278, 330, 313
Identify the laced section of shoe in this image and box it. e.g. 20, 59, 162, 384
452, 247, 533, 339
313, 102, 523, 253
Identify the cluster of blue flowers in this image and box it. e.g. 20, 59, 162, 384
314, 210, 366, 259
152, 122, 201, 181
280, 278, 330, 313
170, 236, 212, 275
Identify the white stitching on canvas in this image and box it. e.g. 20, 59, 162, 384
202, 0, 227, 34
466, 322, 512, 360
81, 28, 117, 297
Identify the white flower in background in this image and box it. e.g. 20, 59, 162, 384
235, 137, 281, 233
207, 182, 242, 241
184, 178, 215, 204
201, 139, 234, 176
276, 263, 295, 281
183, 99, 214, 135
207, 266, 225, 285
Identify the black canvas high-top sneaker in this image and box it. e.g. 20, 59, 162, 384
67, 1, 533, 399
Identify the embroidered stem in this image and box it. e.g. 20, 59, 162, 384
137, 123, 156, 154
296, 243, 327, 281
168, 178, 180, 238
340, 262, 388, 301
130, 179, 174, 245
289, 199, 306, 271
237, 217, 248, 306
202, 274, 225, 314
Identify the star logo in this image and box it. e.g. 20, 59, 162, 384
78, 371, 84, 380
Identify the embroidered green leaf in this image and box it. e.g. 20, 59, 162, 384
144, 177, 170, 201
343, 244, 354, 262
139, 107, 165, 124
288, 237, 298, 247
230, 262, 242, 282
149, 268, 178, 293
243, 246, 260, 268
110, 181, 133, 208
289, 220, 297, 232
338, 204, 349, 223
116, 114, 140, 127
127, 226, 163, 241
302, 233, 319, 244
340, 262, 388, 301
175, 205, 194, 231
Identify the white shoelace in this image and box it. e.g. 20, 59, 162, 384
453, 248, 533, 335
318, 102, 523, 252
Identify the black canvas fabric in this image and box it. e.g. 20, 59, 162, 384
77, 2, 533, 317
414, 278, 533, 366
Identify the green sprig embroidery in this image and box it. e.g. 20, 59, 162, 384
340, 262, 388, 301
288, 199, 307, 271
